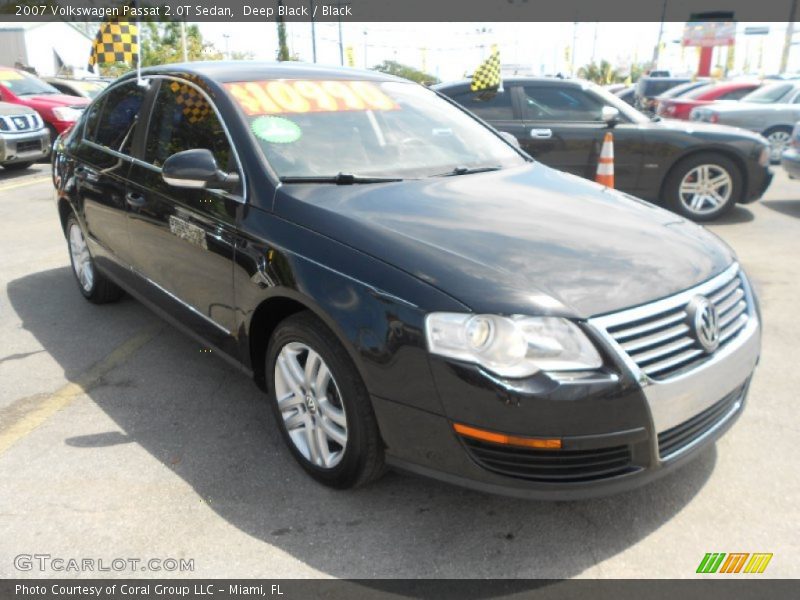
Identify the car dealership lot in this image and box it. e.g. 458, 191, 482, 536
0, 164, 797, 579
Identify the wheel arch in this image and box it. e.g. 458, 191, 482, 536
57, 197, 74, 237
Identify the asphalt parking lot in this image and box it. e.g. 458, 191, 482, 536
0, 164, 798, 579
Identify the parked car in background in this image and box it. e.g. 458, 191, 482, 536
53, 62, 761, 498
780, 121, 800, 178
691, 81, 800, 162
0, 100, 50, 170
657, 80, 762, 120
436, 77, 772, 220
0, 67, 89, 140
614, 85, 636, 106
635, 76, 691, 113
44, 77, 108, 100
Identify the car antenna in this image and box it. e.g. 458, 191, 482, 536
134, 0, 149, 89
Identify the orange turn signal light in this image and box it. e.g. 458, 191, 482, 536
453, 423, 562, 449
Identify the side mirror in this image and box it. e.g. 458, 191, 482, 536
499, 131, 521, 149
601, 106, 620, 126
161, 149, 239, 191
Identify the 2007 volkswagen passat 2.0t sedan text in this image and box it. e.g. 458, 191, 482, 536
52, 63, 761, 499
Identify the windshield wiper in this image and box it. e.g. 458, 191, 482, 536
280, 173, 403, 185
432, 165, 502, 177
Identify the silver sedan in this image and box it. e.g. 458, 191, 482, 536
690, 81, 800, 162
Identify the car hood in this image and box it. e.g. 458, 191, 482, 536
0, 101, 37, 116
275, 164, 735, 318
17, 94, 88, 107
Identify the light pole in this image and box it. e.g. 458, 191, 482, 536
309, 0, 317, 63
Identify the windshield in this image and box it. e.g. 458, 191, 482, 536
741, 83, 794, 103
0, 69, 61, 95
586, 83, 649, 124
224, 79, 526, 179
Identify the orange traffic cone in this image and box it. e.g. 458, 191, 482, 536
595, 132, 614, 188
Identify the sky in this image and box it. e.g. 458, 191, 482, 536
198, 21, 796, 79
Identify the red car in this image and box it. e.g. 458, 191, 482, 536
0, 67, 89, 138
657, 81, 762, 120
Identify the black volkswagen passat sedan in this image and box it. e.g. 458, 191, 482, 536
435, 77, 772, 222
53, 63, 761, 499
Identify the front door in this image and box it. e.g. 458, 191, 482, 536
125, 78, 243, 353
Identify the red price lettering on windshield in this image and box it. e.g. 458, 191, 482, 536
224, 80, 399, 115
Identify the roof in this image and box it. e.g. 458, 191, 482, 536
129, 61, 404, 84
433, 76, 587, 91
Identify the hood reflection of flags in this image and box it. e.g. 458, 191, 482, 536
88, 20, 139, 73
471, 45, 502, 92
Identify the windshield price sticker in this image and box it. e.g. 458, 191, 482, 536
224, 80, 399, 115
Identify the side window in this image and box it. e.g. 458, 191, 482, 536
449, 89, 515, 121
144, 80, 232, 170
521, 86, 604, 122
718, 88, 751, 101
86, 82, 146, 153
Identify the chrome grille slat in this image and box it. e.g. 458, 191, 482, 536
719, 301, 747, 328
621, 322, 690, 353
642, 347, 705, 376
609, 310, 685, 341
716, 288, 744, 315
631, 335, 695, 364
709, 277, 740, 304
592, 265, 752, 380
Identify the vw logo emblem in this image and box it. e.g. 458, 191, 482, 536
687, 296, 720, 353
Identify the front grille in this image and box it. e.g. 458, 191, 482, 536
0, 114, 37, 131
658, 382, 746, 459
16, 140, 41, 153
597, 265, 751, 380
462, 438, 635, 483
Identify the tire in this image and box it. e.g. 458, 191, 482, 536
265, 311, 385, 489
661, 153, 742, 222
65, 214, 124, 304
2, 161, 33, 171
763, 126, 792, 163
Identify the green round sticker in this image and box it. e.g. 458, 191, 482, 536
251, 116, 302, 144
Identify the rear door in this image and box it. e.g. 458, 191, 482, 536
125, 77, 243, 352
71, 81, 148, 273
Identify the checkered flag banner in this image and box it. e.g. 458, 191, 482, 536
470, 45, 501, 92
170, 82, 211, 124
88, 21, 139, 71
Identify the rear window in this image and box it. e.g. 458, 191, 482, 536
741, 83, 794, 103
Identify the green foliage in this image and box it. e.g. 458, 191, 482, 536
141, 23, 223, 67
577, 60, 623, 85
276, 20, 291, 61
370, 60, 439, 85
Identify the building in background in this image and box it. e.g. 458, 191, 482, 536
0, 23, 93, 77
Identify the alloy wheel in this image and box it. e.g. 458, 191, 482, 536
273, 342, 348, 469
68, 222, 94, 293
766, 130, 791, 162
678, 164, 733, 216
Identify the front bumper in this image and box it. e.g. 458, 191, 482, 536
0, 128, 50, 164
372, 266, 760, 500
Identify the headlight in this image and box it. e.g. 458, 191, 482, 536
52, 107, 82, 122
424, 313, 603, 378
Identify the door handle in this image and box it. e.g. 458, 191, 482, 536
125, 191, 147, 207
530, 128, 553, 139
74, 166, 87, 179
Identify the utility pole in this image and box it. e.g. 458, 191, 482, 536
337, 1, 344, 65
652, 0, 668, 68
180, 21, 188, 62
570, 22, 578, 75
309, 0, 317, 62
781, 0, 798, 73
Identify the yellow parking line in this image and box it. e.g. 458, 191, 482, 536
0, 176, 51, 192
0, 325, 161, 456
